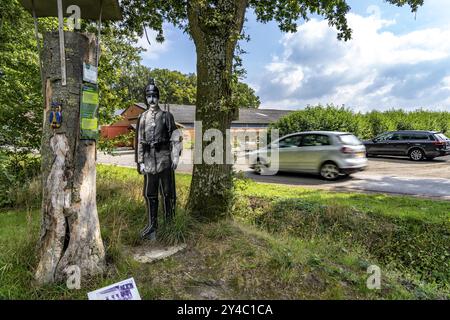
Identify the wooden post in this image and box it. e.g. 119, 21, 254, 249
35, 31, 105, 284
56, 0, 66, 86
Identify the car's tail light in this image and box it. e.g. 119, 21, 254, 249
340, 147, 354, 154
432, 141, 446, 146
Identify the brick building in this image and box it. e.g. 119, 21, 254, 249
101, 103, 292, 149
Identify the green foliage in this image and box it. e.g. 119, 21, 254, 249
251, 0, 423, 39
98, 131, 135, 154
0, 0, 42, 154
0, 1, 143, 139
270, 104, 359, 137
96, 165, 194, 246
231, 81, 261, 109
120, 1, 423, 44
157, 208, 195, 246
118, 66, 197, 105
0, 151, 41, 208
2, 165, 448, 299
95, 27, 143, 125
360, 111, 394, 138
0, 1, 144, 206
117, 66, 260, 108
0, 2, 144, 208
250, 197, 449, 284
271, 105, 450, 140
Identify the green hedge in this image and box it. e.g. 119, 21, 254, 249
270, 105, 450, 140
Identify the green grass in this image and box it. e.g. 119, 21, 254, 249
239, 179, 450, 223
0, 164, 448, 299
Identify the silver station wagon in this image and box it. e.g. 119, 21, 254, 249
248, 131, 368, 180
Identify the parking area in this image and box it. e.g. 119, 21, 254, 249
97, 151, 450, 200
363, 155, 450, 179
243, 155, 450, 199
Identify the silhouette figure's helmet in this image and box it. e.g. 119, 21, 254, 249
144, 78, 160, 100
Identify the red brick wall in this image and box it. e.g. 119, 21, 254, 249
100, 125, 129, 139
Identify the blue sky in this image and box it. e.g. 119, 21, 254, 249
137, 0, 450, 111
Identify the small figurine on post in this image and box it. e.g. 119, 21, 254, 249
49, 101, 63, 129
135, 78, 183, 241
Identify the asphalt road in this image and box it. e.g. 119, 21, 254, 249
97, 151, 450, 200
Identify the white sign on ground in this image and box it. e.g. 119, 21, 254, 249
87, 277, 141, 300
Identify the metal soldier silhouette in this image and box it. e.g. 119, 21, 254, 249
135, 78, 183, 241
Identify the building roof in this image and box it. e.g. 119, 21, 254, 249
283, 131, 353, 136
114, 109, 125, 116
133, 103, 292, 125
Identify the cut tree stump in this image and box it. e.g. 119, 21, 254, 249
35, 31, 105, 284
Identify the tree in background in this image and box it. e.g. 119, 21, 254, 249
118, 66, 260, 108
0, 0, 42, 206
0, 1, 143, 150
0, 1, 143, 207
96, 27, 144, 125
231, 81, 260, 109
120, 0, 424, 218
119, 66, 197, 105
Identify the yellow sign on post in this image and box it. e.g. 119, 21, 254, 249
80, 84, 99, 140
81, 118, 98, 130
82, 89, 99, 105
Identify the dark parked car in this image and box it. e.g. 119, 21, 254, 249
363, 131, 450, 161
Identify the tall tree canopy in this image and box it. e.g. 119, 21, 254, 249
0, 0, 44, 206
0, 0, 144, 141
0, 0, 142, 205
0, 0, 41, 154
119, 0, 424, 218
118, 66, 260, 108
120, 66, 197, 105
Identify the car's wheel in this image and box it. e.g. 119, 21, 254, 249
253, 159, 267, 175
320, 162, 340, 181
409, 148, 425, 161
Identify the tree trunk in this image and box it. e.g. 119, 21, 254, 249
35, 31, 105, 285
187, 0, 247, 218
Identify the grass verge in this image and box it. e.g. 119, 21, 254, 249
0, 164, 448, 299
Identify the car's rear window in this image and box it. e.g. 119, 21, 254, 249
435, 133, 449, 141
338, 134, 362, 145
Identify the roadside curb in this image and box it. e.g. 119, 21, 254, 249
99, 150, 135, 156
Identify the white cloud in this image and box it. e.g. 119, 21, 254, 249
257, 10, 450, 111
442, 76, 450, 89
137, 28, 171, 61
267, 62, 304, 94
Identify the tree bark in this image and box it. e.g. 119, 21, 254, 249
35, 31, 105, 284
187, 0, 247, 218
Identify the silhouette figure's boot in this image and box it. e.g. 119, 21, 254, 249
141, 196, 158, 241
163, 194, 175, 224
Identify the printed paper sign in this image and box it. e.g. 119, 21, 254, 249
83, 63, 98, 84
80, 84, 99, 140
81, 118, 98, 130
82, 89, 99, 105
87, 277, 141, 300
